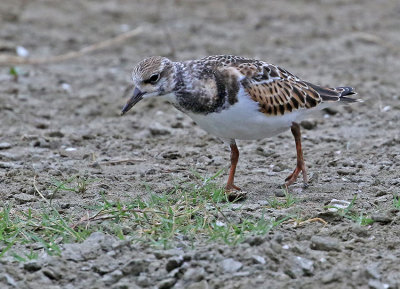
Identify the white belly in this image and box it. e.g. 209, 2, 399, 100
186, 87, 315, 140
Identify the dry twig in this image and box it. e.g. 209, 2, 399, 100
70, 207, 167, 229
291, 217, 327, 227
0, 26, 143, 66
99, 158, 146, 165
33, 175, 51, 206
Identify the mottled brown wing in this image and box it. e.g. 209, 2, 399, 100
236, 63, 323, 116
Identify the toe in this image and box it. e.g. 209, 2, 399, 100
226, 190, 247, 202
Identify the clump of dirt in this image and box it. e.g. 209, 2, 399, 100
1, 0, 400, 288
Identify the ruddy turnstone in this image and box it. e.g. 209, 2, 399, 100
121, 55, 358, 191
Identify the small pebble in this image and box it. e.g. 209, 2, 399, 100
321, 271, 341, 284
16, 45, 29, 57
61, 83, 72, 93
251, 255, 266, 265
300, 119, 317, 130
157, 278, 176, 289
0, 161, 20, 169
149, 123, 171, 136
337, 168, 357, 176
220, 258, 243, 273
323, 107, 338, 115
371, 213, 391, 224
102, 270, 123, 286
23, 261, 42, 272
166, 256, 183, 272
183, 267, 205, 282
374, 195, 389, 204
274, 190, 286, 197
0, 273, 17, 287
363, 265, 381, 280
327, 199, 351, 212
46, 131, 64, 138
310, 236, 341, 252
42, 268, 62, 280
368, 279, 389, 289
294, 256, 314, 275
162, 151, 182, 160
137, 275, 151, 287
14, 193, 36, 204
187, 280, 209, 289
122, 259, 148, 276
0, 142, 12, 150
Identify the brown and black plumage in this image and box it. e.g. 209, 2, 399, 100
122, 55, 359, 192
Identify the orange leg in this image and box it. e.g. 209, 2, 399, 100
226, 142, 241, 191
285, 122, 308, 187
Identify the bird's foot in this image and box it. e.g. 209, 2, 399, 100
284, 161, 308, 188
225, 184, 246, 202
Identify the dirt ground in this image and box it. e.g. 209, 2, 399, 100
1, 0, 400, 288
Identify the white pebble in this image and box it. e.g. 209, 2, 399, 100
120, 24, 130, 32
327, 199, 351, 212
61, 83, 72, 92
16, 46, 29, 57
215, 221, 226, 227
65, 147, 77, 152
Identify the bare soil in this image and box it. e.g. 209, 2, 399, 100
1, 0, 400, 288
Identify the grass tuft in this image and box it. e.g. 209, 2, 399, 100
266, 189, 297, 209
1, 171, 286, 259
393, 194, 400, 209
82, 170, 282, 247
0, 203, 90, 260
325, 195, 374, 226
50, 175, 92, 197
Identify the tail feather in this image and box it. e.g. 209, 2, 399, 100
336, 86, 356, 96
305, 82, 359, 103
330, 86, 359, 103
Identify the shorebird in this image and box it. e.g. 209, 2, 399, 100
121, 55, 358, 192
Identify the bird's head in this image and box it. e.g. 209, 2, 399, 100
121, 56, 175, 115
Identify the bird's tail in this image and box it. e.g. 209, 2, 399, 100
305, 82, 361, 103
332, 86, 359, 102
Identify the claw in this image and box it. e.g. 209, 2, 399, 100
285, 160, 308, 187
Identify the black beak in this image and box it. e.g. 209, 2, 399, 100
121, 87, 145, 115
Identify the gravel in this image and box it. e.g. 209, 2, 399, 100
1, 0, 400, 288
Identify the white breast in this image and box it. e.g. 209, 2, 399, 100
185, 86, 316, 140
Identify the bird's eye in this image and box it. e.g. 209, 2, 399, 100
145, 74, 160, 84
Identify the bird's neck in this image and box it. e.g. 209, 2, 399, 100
169, 62, 240, 115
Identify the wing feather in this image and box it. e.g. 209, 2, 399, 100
235, 63, 322, 116
203, 55, 358, 115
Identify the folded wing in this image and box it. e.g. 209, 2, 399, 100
231, 62, 356, 116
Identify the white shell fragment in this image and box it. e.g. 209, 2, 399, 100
327, 199, 351, 212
